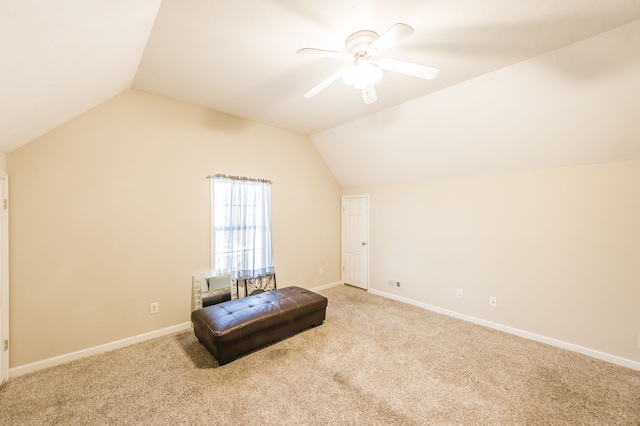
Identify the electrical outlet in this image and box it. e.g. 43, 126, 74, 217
150, 302, 159, 314
456, 289, 464, 299
319, 267, 324, 276
489, 296, 497, 307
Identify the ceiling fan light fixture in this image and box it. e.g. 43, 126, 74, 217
298, 23, 437, 104
342, 60, 383, 90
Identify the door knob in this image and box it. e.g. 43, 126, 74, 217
361, 242, 367, 246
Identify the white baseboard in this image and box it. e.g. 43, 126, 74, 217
9, 322, 192, 378
17, 284, 633, 377
368, 288, 640, 372
9, 285, 343, 378
310, 281, 343, 292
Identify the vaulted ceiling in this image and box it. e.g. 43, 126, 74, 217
3, 0, 640, 186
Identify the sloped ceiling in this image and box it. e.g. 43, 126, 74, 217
2, 0, 640, 185
313, 19, 640, 186
1, 0, 162, 153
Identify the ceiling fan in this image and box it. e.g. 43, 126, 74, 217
297, 23, 438, 104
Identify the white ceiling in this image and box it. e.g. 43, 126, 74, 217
1, 0, 161, 153
3, 0, 640, 185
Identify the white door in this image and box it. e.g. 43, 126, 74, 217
342, 195, 369, 290
0, 173, 8, 384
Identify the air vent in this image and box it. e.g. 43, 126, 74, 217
387, 280, 401, 288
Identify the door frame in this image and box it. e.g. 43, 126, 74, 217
341, 194, 370, 290
0, 172, 8, 384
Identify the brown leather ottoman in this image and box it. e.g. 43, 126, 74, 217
191, 286, 327, 365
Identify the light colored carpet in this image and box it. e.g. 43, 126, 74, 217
1, 285, 639, 425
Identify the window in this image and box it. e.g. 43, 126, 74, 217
211, 175, 273, 279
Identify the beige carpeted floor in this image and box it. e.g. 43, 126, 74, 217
1, 285, 639, 425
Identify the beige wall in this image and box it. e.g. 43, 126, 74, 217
7, 89, 341, 367
0, 152, 6, 172
344, 159, 640, 363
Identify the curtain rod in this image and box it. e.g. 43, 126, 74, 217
206, 174, 272, 184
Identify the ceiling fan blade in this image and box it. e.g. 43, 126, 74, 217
376, 58, 439, 80
303, 67, 347, 98
368, 23, 414, 55
297, 48, 352, 61
361, 85, 377, 104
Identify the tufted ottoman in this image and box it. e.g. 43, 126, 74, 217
191, 286, 328, 365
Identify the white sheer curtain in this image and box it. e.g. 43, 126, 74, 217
211, 175, 274, 280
